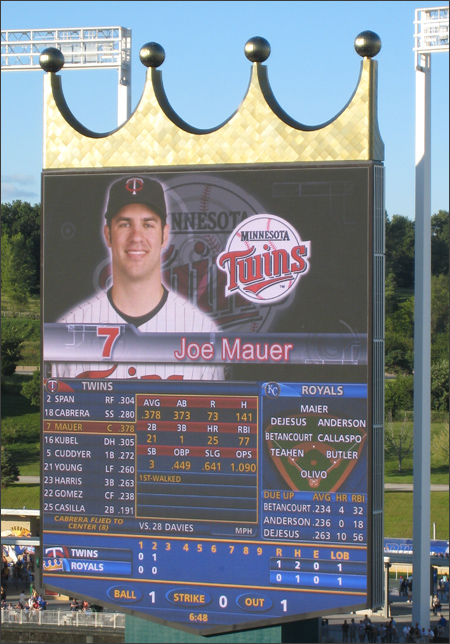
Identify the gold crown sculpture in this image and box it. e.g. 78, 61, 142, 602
40, 32, 384, 170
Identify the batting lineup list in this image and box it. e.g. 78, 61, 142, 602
43, 379, 368, 630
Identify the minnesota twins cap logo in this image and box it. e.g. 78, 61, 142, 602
104, 175, 167, 224
125, 177, 144, 195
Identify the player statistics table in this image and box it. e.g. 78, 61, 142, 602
42, 379, 369, 633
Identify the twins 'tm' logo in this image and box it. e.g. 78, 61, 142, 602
46, 379, 59, 393
125, 177, 144, 195
217, 215, 311, 304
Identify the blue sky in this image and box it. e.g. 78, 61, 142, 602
1, 1, 448, 219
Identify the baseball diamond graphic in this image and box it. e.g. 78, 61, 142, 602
264, 415, 367, 493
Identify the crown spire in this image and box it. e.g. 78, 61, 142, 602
42, 34, 383, 169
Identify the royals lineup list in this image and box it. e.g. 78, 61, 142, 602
43, 379, 369, 627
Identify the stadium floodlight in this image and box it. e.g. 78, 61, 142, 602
414, 6, 449, 59
1, 27, 131, 124
412, 6, 448, 632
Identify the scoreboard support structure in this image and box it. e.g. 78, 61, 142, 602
40, 33, 385, 640
125, 615, 321, 643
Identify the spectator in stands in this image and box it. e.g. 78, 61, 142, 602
437, 613, 447, 631
364, 617, 375, 643
385, 620, 393, 643
358, 620, 366, 643
342, 618, 350, 642
390, 621, 399, 643
1, 557, 9, 586
371, 624, 380, 642
432, 594, 441, 615
70, 598, 79, 611
403, 623, 411, 642
407, 579, 412, 603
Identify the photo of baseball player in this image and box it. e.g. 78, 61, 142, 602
51, 175, 224, 381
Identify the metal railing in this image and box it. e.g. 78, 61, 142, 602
1, 609, 125, 628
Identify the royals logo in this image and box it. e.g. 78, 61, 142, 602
217, 215, 310, 303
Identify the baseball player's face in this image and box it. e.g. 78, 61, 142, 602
104, 203, 169, 283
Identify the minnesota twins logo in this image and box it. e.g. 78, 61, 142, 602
217, 215, 311, 304
46, 379, 59, 393
125, 177, 144, 195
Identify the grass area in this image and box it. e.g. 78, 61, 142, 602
6, 444, 40, 476
19, 340, 40, 366
385, 465, 449, 486
1, 293, 40, 317
384, 491, 449, 539
14, 461, 40, 476
385, 418, 449, 485
1, 317, 40, 366
1, 483, 40, 510
2, 374, 40, 477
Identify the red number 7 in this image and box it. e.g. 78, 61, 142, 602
97, 326, 121, 358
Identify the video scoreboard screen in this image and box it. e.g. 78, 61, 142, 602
42, 166, 376, 634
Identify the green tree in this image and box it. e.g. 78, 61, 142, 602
431, 273, 449, 365
385, 214, 415, 289
431, 360, 449, 412
1, 233, 35, 306
385, 272, 397, 316
385, 413, 414, 472
385, 332, 414, 375
431, 421, 449, 466
431, 210, 449, 276
385, 375, 414, 419
386, 297, 415, 338
21, 370, 41, 407
431, 274, 449, 336
1, 447, 20, 487
1, 327, 23, 376
1, 200, 40, 288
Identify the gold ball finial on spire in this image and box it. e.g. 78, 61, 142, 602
139, 42, 165, 68
39, 47, 65, 72
354, 31, 382, 58
244, 37, 271, 63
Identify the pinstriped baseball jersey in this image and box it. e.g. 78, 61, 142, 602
51, 289, 224, 380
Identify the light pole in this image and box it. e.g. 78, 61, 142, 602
412, 6, 448, 630
1, 26, 131, 125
